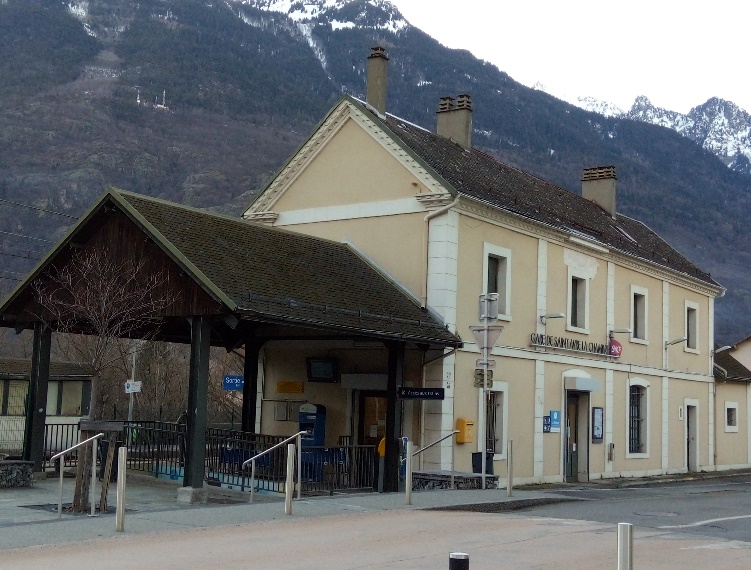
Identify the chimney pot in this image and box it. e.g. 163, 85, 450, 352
366, 46, 389, 115
436, 93, 473, 149
581, 166, 617, 217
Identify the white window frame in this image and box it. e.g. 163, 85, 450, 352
630, 285, 648, 344
626, 378, 650, 459
566, 267, 590, 334
482, 243, 512, 321
478, 380, 509, 460
725, 401, 739, 433
684, 300, 699, 353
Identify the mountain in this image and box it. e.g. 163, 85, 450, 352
549, 88, 751, 177
1, 0, 750, 343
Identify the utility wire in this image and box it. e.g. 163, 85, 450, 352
0, 251, 42, 261
0, 229, 54, 244
0, 198, 78, 220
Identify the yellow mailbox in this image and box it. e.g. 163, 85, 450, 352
455, 418, 475, 443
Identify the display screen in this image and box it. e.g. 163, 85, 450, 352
306, 358, 339, 383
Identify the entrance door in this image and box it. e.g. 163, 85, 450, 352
358, 391, 387, 446
565, 391, 590, 483
565, 394, 578, 482
686, 405, 698, 472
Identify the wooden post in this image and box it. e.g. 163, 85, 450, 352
383, 341, 405, 493
23, 322, 51, 472
184, 316, 210, 489
242, 338, 264, 433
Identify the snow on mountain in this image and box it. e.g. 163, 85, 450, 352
532, 83, 623, 117
227, 0, 409, 75
625, 96, 751, 175
229, 0, 409, 34
535, 82, 751, 175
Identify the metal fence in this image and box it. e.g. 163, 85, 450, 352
39, 422, 377, 494
124, 421, 186, 479
299, 445, 377, 495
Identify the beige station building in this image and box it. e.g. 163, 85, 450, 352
241, 47, 731, 485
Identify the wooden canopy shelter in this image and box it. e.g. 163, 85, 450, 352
0, 189, 461, 493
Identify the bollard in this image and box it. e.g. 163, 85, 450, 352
506, 439, 513, 497
115, 446, 127, 532
617, 522, 633, 570
449, 552, 469, 570
284, 443, 295, 515
405, 440, 413, 505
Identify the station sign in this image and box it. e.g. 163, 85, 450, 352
223, 375, 244, 391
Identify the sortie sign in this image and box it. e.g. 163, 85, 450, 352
397, 387, 445, 400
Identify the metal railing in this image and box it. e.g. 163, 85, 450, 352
124, 421, 185, 478
299, 445, 377, 495
44, 423, 81, 470
405, 430, 459, 505
242, 431, 305, 503
50, 433, 103, 518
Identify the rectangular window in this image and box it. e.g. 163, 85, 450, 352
60, 381, 83, 416
725, 401, 739, 433
570, 276, 587, 329
685, 302, 698, 351
628, 385, 646, 454
483, 244, 511, 319
6, 381, 28, 416
487, 390, 504, 454
631, 287, 647, 341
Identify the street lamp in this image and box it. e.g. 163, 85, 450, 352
664, 337, 687, 369
539, 312, 565, 325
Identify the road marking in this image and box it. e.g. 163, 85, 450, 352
660, 514, 751, 529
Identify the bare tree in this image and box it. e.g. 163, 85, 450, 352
34, 246, 175, 512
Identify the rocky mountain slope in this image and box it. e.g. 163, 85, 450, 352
558, 90, 751, 176
1, 0, 750, 342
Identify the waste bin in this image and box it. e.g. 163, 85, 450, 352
98, 439, 122, 481
471, 452, 494, 475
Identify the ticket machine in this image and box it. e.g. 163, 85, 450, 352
299, 403, 326, 447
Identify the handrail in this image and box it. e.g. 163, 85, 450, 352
411, 430, 459, 457
405, 431, 460, 504
50, 433, 104, 462
53, 432, 104, 519
243, 430, 306, 504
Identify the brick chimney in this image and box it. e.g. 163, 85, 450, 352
436, 93, 472, 149
366, 46, 388, 115
582, 166, 617, 217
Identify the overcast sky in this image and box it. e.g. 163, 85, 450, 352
390, 0, 750, 114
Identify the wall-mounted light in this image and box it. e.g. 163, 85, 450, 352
665, 337, 687, 347
540, 312, 565, 325
609, 328, 632, 338
711, 346, 731, 355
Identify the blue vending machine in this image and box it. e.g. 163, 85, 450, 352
299, 403, 327, 482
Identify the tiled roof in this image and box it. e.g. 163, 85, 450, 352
715, 350, 751, 382
118, 192, 460, 347
367, 106, 718, 288
0, 359, 92, 380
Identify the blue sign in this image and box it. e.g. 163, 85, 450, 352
543, 416, 551, 433
223, 375, 244, 391
549, 410, 561, 433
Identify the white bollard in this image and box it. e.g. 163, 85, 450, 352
405, 440, 413, 505
284, 443, 295, 515
617, 522, 633, 569
90, 438, 97, 517
116, 446, 127, 532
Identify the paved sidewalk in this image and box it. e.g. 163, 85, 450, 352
0, 471, 571, 550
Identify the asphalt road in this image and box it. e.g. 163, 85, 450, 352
3, 475, 751, 568
523, 475, 751, 544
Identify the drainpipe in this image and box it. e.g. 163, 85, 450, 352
421, 196, 460, 308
